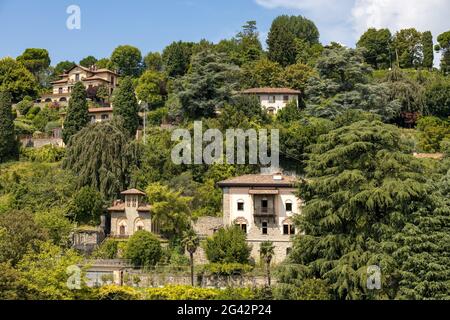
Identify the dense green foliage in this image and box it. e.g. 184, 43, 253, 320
0, 57, 38, 102
357, 28, 393, 70
0, 14, 449, 301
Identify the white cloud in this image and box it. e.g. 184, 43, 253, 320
351, 0, 450, 38
255, 0, 449, 42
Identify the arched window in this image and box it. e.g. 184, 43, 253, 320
59, 97, 67, 102
237, 199, 244, 211
234, 217, 248, 234
118, 219, 127, 236
283, 217, 295, 235
134, 218, 145, 232
285, 200, 293, 212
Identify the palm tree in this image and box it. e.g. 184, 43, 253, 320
181, 229, 200, 286
259, 241, 275, 286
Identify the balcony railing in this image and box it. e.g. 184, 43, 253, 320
253, 207, 275, 217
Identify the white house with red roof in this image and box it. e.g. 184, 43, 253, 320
240, 87, 301, 114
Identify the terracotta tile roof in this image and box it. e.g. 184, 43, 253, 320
218, 174, 297, 187
413, 153, 445, 160
84, 76, 110, 82
241, 87, 301, 94
51, 79, 68, 84
121, 188, 146, 196
88, 107, 113, 113
137, 205, 151, 212
108, 202, 125, 211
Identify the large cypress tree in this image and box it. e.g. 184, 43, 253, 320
0, 90, 18, 163
421, 31, 434, 69
62, 82, 89, 144
278, 119, 442, 299
112, 76, 140, 137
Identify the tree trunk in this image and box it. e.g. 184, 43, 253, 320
190, 252, 194, 286
266, 261, 271, 286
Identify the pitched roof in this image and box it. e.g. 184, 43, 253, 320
121, 188, 146, 196
217, 174, 297, 188
413, 153, 445, 160
108, 202, 125, 212
137, 205, 151, 212
241, 87, 301, 94
84, 76, 110, 82
88, 107, 113, 114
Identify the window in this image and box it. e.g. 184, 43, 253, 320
101, 114, 109, 120
285, 201, 293, 212
126, 197, 131, 207
58, 87, 63, 94
268, 95, 276, 103
235, 218, 248, 234
238, 223, 247, 233
90, 116, 96, 123
132, 196, 137, 207
286, 247, 292, 255
267, 107, 275, 115
111, 76, 114, 85
261, 199, 268, 212
119, 225, 126, 236
137, 226, 143, 231
283, 223, 295, 235
237, 201, 244, 211
262, 221, 268, 235
75, 74, 80, 81
283, 95, 289, 102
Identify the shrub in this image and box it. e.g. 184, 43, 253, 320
26, 106, 41, 119
97, 285, 141, 300
92, 239, 119, 259
204, 226, 251, 264
124, 230, 163, 267
14, 119, 36, 135
144, 285, 220, 300
21, 145, 66, 163
416, 116, 450, 152
15, 96, 34, 115
146, 107, 168, 126
273, 279, 332, 300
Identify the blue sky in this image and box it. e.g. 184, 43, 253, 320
0, 0, 448, 65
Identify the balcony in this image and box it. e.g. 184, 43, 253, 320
253, 207, 275, 217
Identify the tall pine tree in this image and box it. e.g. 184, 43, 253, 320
278, 119, 441, 299
112, 76, 140, 137
0, 90, 18, 163
62, 82, 89, 144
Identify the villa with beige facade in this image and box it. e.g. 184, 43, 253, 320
39, 64, 119, 105
240, 88, 301, 114
217, 173, 300, 263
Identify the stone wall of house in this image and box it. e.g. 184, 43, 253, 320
21, 138, 64, 148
